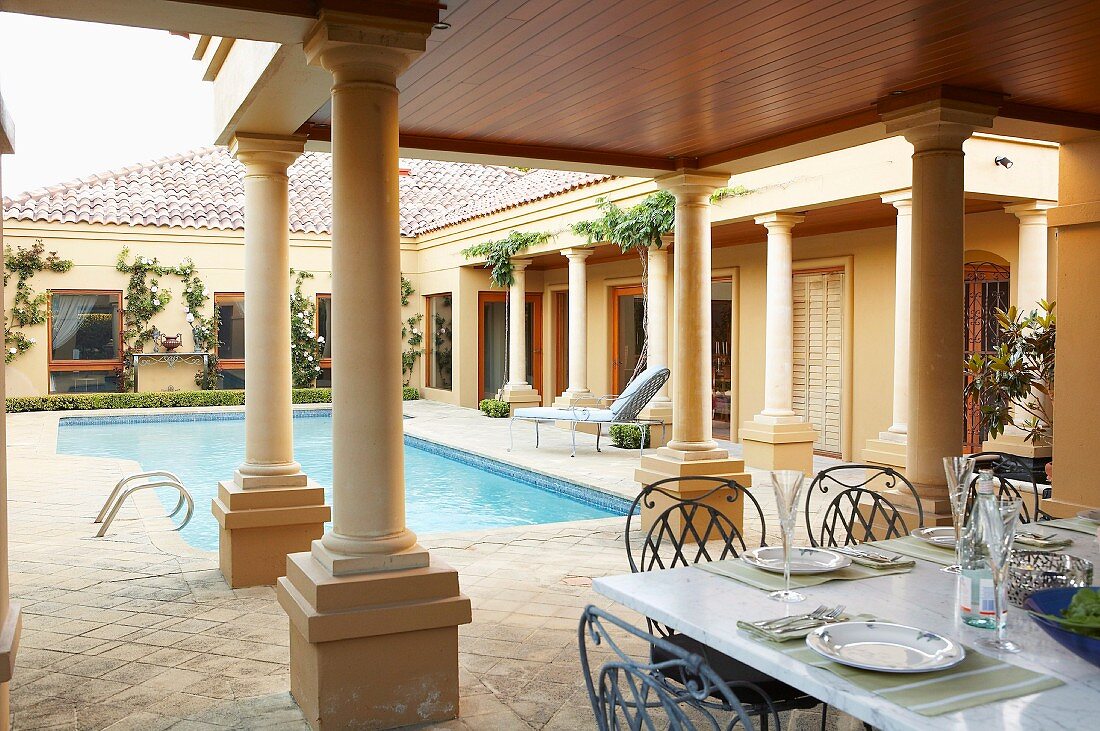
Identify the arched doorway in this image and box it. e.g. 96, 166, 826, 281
963, 259, 1010, 452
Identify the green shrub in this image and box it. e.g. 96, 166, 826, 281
610, 423, 649, 450
402, 386, 420, 401
479, 398, 509, 418
6, 388, 333, 413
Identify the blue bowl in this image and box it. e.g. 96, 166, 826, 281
1024, 587, 1100, 667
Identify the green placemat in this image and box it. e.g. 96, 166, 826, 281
777, 642, 1062, 717
865, 536, 956, 566
696, 556, 912, 591
1046, 517, 1098, 535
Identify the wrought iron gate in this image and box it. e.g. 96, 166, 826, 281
963, 261, 1010, 452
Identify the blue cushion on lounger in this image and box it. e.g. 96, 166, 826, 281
513, 407, 615, 422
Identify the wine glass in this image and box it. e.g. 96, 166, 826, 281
769, 470, 806, 603
978, 498, 1023, 654
942, 456, 976, 574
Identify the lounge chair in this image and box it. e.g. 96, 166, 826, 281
510, 365, 670, 457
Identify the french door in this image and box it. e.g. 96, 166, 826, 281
478, 291, 542, 401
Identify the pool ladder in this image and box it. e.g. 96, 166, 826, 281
94, 470, 195, 538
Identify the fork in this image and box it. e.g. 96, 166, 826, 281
753, 605, 828, 630
772, 605, 846, 636
835, 546, 902, 563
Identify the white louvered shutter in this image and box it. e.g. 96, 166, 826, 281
792, 271, 844, 455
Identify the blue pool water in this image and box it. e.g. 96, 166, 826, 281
57, 411, 623, 551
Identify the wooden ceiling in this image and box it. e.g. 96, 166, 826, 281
301, 0, 1100, 169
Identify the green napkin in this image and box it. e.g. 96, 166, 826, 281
737, 613, 872, 643
1014, 533, 1073, 549
1046, 517, 1098, 535
864, 536, 956, 566
779, 642, 1063, 717
836, 550, 916, 570
696, 557, 912, 591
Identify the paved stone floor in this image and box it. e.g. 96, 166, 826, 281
5, 404, 859, 730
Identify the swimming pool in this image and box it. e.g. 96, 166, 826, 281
56, 410, 627, 551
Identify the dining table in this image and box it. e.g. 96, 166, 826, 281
593, 522, 1100, 730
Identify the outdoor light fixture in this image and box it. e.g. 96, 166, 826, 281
433, 21, 451, 30
995, 156, 1014, 168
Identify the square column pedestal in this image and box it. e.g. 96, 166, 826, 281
277, 551, 472, 729
498, 383, 541, 414
635, 447, 753, 534
863, 432, 907, 470
212, 473, 331, 588
740, 420, 818, 475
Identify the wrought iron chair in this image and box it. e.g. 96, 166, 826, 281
804, 465, 924, 547
967, 451, 1049, 523
578, 605, 777, 731
625, 477, 819, 729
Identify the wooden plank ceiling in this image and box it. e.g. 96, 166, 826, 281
302, 0, 1100, 167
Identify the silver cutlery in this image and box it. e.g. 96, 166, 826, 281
753, 605, 828, 630
835, 546, 902, 563
771, 605, 846, 636
1017, 531, 1056, 542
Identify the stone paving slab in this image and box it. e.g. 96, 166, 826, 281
6, 405, 860, 730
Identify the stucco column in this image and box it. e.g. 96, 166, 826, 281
279, 15, 470, 729
500, 259, 540, 408
562, 248, 592, 398
212, 135, 329, 589
740, 213, 818, 473
863, 190, 913, 469
636, 173, 751, 529
235, 134, 304, 480
0, 103, 19, 731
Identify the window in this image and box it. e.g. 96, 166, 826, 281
215, 293, 245, 362
316, 294, 332, 363
48, 290, 123, 393
425, 293, 453, 390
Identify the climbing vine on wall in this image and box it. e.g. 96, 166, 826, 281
290, 269, 324, 388
2, 240, 74, 363
461, 231, 550, 288
115, 248, 217, 391
401, 312, 424, 386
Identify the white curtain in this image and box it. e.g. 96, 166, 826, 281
51, 294, 99, 355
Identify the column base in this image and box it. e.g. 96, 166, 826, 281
0, 602, 21, 684
636, 400, 673, 448
635, 446, 753, 536
863, 431, 907, 470
277, 552, 472, 730
740, 419, 818, 474
498, 383, 541, 413
212, 475, 331, 588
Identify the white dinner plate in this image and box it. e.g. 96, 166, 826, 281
911, 526, 956, 549
1077, 508, 1100, 523
741, 546, 850, 575
805, 621, 966, 673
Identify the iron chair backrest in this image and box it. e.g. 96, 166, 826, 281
610, 365, 671, 421
966, 451, 1045, 523
578, 605, 770, 731
626, 476, 768, 578
805, 465, 924, 547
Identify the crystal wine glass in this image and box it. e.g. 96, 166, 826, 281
942, 456, 976, 574
769, 470, 806, 603
978, 498, 1023, 653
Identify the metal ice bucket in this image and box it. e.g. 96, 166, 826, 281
1008, 551, 1093, 607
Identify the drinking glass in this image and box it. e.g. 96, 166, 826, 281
769, 470, 806, 603
978, 498, 1023, 653
942, 456, 976, 574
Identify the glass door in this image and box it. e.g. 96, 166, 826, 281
711, 279, 734, 439
611, 285, 646, 394
478, 292, 542, 400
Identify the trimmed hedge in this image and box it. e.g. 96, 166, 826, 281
6, 388, 333, 413
402, 386, 421, 401
610, 423, 649, 450
479, 398, 509, 418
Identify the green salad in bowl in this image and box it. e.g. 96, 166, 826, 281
1025, 587, 1100, 667
1032, 587, 1100, 637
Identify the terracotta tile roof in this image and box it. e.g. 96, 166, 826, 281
2, 147, 609, 237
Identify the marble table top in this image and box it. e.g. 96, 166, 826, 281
594, 525, 1100, 731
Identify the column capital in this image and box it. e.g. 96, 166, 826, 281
1005, 200, 1057, 221
561, 247, 594, 261
304, 12, 433, 81
878, 89, 1000, 149
881, 189, 913, 211
755, 212, 805, 232
230, 133, 306, 174
510, 257, 532, 272
656, 171, 729, 199
660, 233, 674, 248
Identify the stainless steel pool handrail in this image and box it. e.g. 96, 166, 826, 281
95, 470, 187, 524
95, 480, 195, 538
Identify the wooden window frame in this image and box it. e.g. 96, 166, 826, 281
214, 292, 246, 370
610, 284, 644, 394
424, 292, 453, 391
552, 289, 568, 398
477, 291, 542, 401
316, 293, 332, 370
47, 289, 124, 372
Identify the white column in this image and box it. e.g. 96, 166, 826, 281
885, 191, 913, 436
647, 243, 671, 403
562, 248, 592, 397
755, 213, 805, 422
232, 134, 305, 482
307, 24, 425, 570
507, 259, 530, 387
1007, 201, 1055, 311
